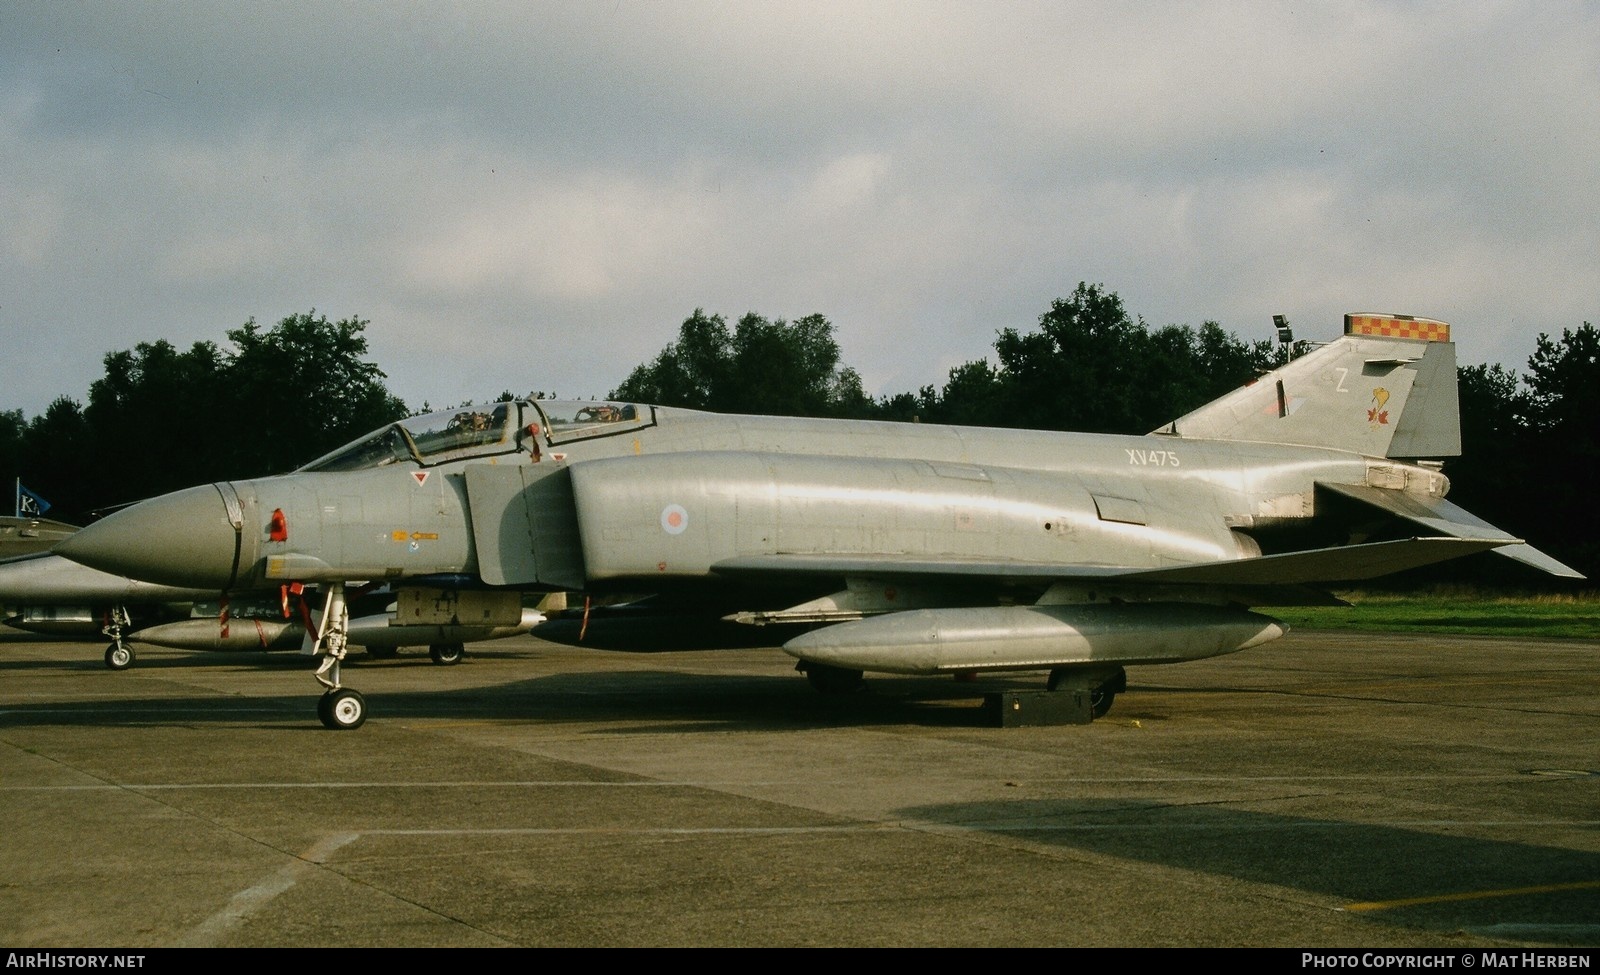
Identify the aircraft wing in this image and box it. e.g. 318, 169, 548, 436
0, 515, 78, 559
1318, 482, 1585, 579
0, 550, 215, 603
713, 535, 1517, 590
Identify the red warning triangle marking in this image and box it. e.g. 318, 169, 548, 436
412, 471, 430, 486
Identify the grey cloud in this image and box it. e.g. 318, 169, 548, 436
2, 1, 1595, 417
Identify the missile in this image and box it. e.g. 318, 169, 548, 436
348, 607, 547, 649
782, 603, 1286, 674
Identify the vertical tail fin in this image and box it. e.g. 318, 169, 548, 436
1154, 314, 1460, 460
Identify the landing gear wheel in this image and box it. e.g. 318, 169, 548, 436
104, 642, 134, 671
1047, 666, 1126, 719
101, 605, 134, 670
319, 688, 367, 730
429, 642, 464, 666
801, 662, 864, 695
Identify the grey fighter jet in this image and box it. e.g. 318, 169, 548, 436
129, 597, 546, 662
56, 315, 1581, 729
0, 552, 214, 668
0, 515, 78, 559
0, 552, 544, 669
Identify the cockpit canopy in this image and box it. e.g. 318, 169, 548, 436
297, 400, 654, 472
537, 400, 648, 438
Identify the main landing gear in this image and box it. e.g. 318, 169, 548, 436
362, 643, 462, 664
429, 642, 464, 665
1047, 665, 1127, 718
311, 583, 366, 730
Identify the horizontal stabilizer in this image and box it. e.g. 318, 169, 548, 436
1112, 537, 1513, 584
1320, 482, 1585, 579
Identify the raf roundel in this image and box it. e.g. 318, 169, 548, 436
660, 503, 689, 535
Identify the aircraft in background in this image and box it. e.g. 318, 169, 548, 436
0, 551, 213, 668
128, 588, 548, 663
58, 314, 1582, 729
0, 515, 79, 559
0, 552, 546, 669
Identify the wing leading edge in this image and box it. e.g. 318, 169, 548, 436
713, 535, 1518, 591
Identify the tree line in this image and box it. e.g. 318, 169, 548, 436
614, 285, 1300, 432
4, 286, 1595, 581
1, 312, 407, 519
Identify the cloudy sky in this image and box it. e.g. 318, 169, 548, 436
3, 1, 1596, 417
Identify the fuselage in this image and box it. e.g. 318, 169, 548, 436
55, 400, 1446, 596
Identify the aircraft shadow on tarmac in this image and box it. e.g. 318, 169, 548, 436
0, 656, 1059, 731
898, 797, 1600, 943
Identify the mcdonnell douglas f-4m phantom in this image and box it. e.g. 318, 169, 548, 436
57, 314, 1581, 729
0, 552, 546, 669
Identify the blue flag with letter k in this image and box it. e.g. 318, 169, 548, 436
16, 482, 51, 517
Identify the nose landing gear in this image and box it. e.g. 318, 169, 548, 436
311, 583, 364, 730
317, 687, 367, 730
102, 605, 134, 670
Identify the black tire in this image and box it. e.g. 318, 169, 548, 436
1049, 666, 1125, 718
104, 642, 134, 671
319, 688, 367, 730
429, 643, 464, 666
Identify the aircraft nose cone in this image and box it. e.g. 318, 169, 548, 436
56, 483, 242, 590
